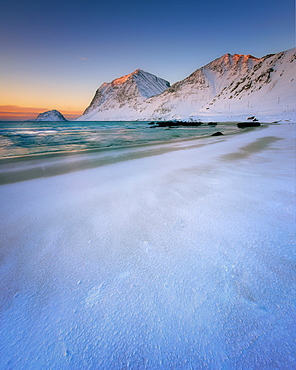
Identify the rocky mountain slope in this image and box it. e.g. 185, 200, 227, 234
35, 110, 67, 121
78, 48, 296, 122
79, 69, 170, 120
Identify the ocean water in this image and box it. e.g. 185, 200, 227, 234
0, 120, 238, 159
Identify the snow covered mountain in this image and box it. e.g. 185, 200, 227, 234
35, 110, 67, 121
151, 48, 296, 121
78, 69, 170, 121
78, 48, 296, 122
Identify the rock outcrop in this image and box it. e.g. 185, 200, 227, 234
35, 110, 67, 121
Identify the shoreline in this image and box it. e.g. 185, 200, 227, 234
0, 120, 244, 162
0, 123, 267, 185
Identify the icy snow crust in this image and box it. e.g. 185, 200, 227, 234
79, 48, 296, 122
0, 123, 296, 368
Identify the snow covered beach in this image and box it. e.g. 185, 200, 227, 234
0, 123, 295, 368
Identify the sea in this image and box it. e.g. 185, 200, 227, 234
0, 120, 239, 160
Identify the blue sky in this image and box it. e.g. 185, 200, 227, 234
0, 0, 294, 119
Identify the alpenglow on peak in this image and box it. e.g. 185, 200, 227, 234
80, 69, 170, 118
78, 48, 295, 122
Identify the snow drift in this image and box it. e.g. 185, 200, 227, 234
0, 123, 295, 368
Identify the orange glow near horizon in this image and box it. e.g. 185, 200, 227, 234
0, 105, 83, 121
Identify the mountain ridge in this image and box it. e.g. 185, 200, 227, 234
78, 48, 296, 122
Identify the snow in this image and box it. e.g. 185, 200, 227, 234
0, 123, 295, 368
78, 48, 296, 122
35, 110, 67, 121
79, 69, 170, 119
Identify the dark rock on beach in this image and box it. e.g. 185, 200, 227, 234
237, 122, 261, 128
211, 131, 224, 136
150, 121, 203, 127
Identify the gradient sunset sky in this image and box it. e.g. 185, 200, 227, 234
0, 0, 294, 120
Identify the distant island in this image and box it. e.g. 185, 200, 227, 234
34, 109, 67, 121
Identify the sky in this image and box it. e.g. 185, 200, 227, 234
0, 0, 295, 120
